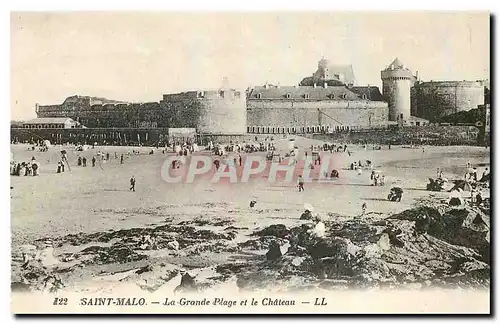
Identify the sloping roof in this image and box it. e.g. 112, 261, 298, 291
387, 57, 405, 70
25, 118, 75, 124
299, 77, 345, 87
350, 86, 385, 101
247, 85, 382, 101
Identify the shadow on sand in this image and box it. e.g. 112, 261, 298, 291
402, 187, 431, 192
362, 198, 390, 202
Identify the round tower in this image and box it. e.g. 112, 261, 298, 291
381, 58, 413, 123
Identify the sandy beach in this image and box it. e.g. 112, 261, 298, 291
10, 137, 491, 297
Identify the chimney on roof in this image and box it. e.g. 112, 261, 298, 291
264, 83, 269, 89
416, 70, 419, 81
323, 82, 328, 89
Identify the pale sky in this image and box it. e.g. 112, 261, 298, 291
11, 11, 490, 120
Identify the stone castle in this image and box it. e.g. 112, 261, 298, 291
28, 57, 487, 135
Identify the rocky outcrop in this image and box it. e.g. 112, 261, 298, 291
12, 203, 490, 293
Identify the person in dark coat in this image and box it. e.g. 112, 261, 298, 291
476, 192, 483, 205
82, 157, 87, 167
92, 156, 96, 167
297, 175, 305, 192
130, 176, 136, 192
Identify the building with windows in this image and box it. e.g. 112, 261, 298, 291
246, 82, 389, 134
23, 117, 81, 129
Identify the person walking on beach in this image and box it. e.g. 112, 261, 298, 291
130, 176, 136, 192
120, 154, 124, 164
92, 156, 96, 167
361, 202, 367, 216
297, 175, 305, 192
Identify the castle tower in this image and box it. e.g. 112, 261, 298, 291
381, 58, 413, 123
317, 57, 330, 79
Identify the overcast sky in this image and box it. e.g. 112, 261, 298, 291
11, 11, 490, 120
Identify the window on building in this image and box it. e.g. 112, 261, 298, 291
330, 94, 335, 99
286, 93, 291, 99
304, 93, 310, 99
256, 93, 262, 99
362, 94, 367, 99
342, 93, 347, 99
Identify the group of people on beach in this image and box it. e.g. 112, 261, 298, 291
370, 171, 385, 186
11, 157, 39, 176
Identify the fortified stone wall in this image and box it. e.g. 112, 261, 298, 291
246, 100, 388, 132
312, 125, 480, 146
36, 90, 248, 135
37, 97, 92, 118
411, 81, 485, 121
162, 90, 247, 135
